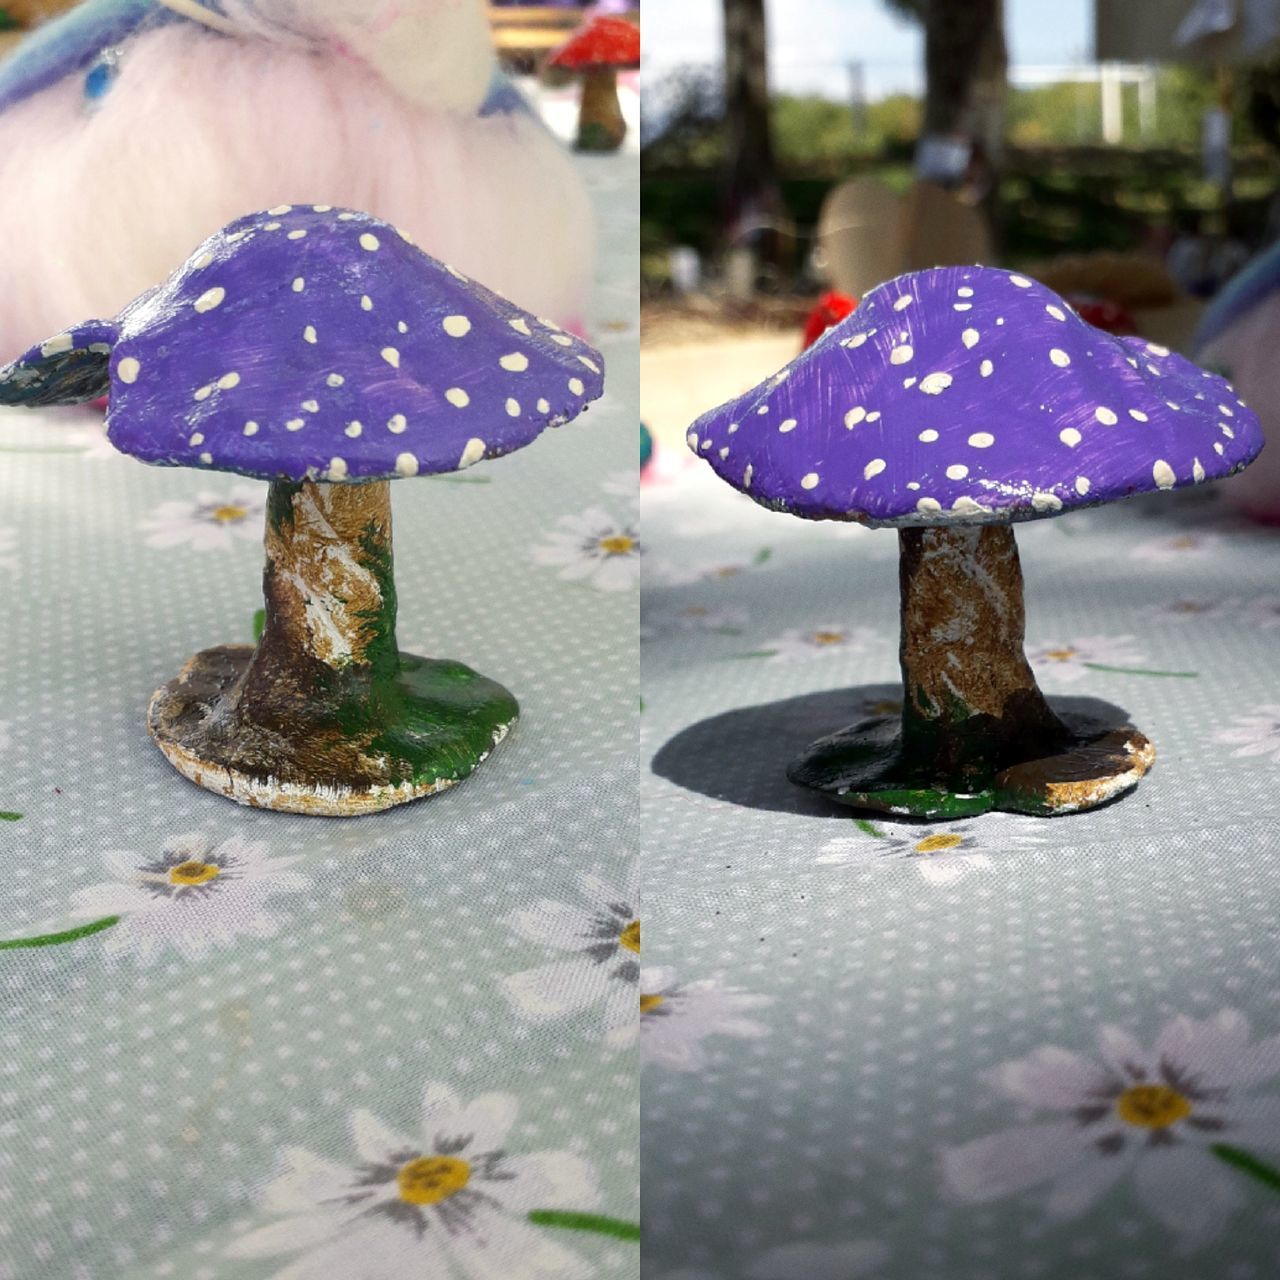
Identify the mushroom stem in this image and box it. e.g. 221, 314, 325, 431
239, 478, 398, 712
147, 476, 520, 814
577, 67, 626, 152
897, 524, 1066, 784
787, 520, 1156, 817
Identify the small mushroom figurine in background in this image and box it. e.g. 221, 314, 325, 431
687, 265, 1263, 819
802, 291, 858, 350
547, 14, 640, 153
0, 205, 605, 816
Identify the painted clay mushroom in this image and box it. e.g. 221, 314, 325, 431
547, 14, 639, 153
686, 264, 1263, 819
802, 291, 858, 350
0, 205, 605, 815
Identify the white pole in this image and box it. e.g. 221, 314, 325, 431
1138, 65, 1157, 140
1100, 63, 1124, 144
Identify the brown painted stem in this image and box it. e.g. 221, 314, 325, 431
233, 479, 397, 721
148, 480, 519, 815
578, 67, 626, 151
898, 525, 1066, 781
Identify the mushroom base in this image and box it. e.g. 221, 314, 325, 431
787, 703, 1155, 819
148, 645, 518, 817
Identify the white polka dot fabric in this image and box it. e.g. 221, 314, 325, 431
642, 457, 1280, 1277
0, 155, 638, 1278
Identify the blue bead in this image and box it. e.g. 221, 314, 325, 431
83, 50, 121, 104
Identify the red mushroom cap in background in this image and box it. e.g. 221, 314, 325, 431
1064, 293, 1139, 337
802, 291, 858, 349
548, 15, 641, 71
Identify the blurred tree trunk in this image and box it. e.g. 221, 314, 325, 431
721, 0, 789, 282
922, 0, 1007, 167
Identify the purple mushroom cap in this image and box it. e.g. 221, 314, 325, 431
687, 266, 1263, 526
3, 206, 605, 483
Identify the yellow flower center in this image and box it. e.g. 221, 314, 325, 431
1170, 536, 1197, 550
1115, 1084, 1192, 1129
619, 919, 640, 954
168, 860, 220, 887
211, 504, 249, 524
640, 993, 664, 1015
914, 833, 965, 855
809, 630, 846, 646
1044, 647, 1078, 662
598, 534, 636, 557
397, 1155, 471, 1206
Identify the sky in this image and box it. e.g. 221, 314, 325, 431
641, 0, 1096, 99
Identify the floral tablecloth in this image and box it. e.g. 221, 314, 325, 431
641, 448, 1280, 1278
0, 145, 639, 1277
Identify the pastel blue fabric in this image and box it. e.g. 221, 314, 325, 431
641, 445, 1280, 1279
0, 139, 639, 1280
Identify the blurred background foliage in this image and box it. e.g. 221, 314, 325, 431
643, 57, 1280, 288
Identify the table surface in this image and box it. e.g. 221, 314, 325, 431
640, 408, 1280, 1277
0, 134, 639, 1279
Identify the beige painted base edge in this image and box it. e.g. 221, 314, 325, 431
147, 693, 517, 817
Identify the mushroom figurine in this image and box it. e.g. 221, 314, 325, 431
802, 291, 858, 350
686, 265, 1263, 819
0, 205, 605, 816
547, 14, 640, 153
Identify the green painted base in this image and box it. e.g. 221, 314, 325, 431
575, 122, 625, 153
148, 645, 519, 817
787, 705, 1156, 820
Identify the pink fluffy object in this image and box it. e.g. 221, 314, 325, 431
0, 9, 592, 357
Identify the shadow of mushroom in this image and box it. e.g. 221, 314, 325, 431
651, 686, 1145, 821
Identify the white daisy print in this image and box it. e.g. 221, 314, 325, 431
641, 966, 771, 1072
643, 555, 761, 587
1212, 705, 1280, 763
1027, 635, 1146, 683
68, 832, 308, 964
816, 817, 1044, 885
0, 526, 18, 575
227, 1084, 601, 1280
601, 469, 638, 506
1130, 532, 1224, 563
531, 505, 640, 591
763, 624, 878, 663
941, 1010, 1280, 1250
640, 602, 748, 642
139, 483, 266, 551
1144, 597, 1240, 624
500, 870, 638, 1049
